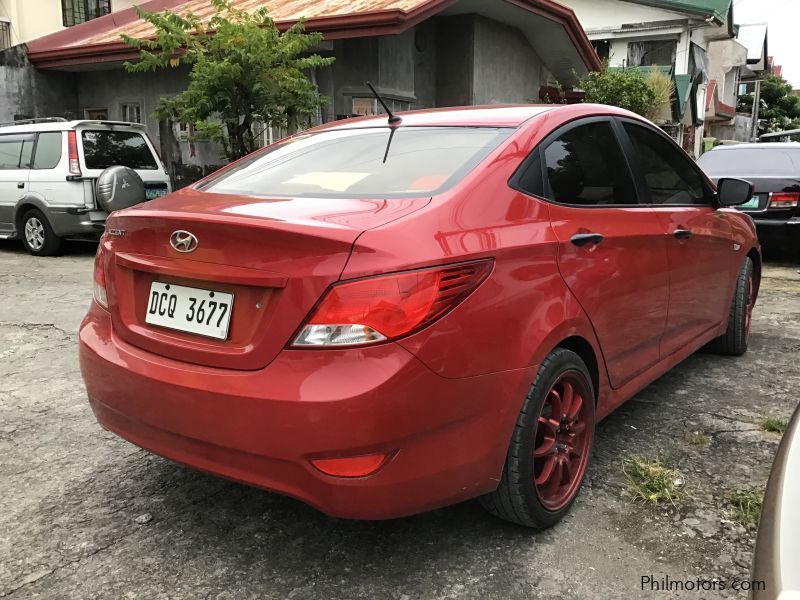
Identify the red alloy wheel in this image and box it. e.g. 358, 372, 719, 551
745, 274, 755, 339
533, 371, 593, 511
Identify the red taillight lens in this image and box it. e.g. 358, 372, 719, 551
68, 130, 81, 176
310, 453, 391, 478
768, 192, 800, 208
292, 260, 493, 347
93, 244, 108, 309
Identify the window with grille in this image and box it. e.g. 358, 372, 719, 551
0, 20, 11, 50
62, 0, 111, 27
121, 103, 142, 124
627, 40, 677, 68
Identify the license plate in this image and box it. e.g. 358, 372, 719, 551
145, 282, 233, 340
740, 196, 760, 210
146, 188, 168, 200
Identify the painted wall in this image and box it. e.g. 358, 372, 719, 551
0, 0, 136, 47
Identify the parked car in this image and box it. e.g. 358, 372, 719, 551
698, 143, 800, 251
751, 402, 800, 600
79, 104, 760, 527
0, 118, 171, 256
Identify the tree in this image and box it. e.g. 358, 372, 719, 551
122, 0, 334, 160
579, 68, 659, 118
738, 74, 800, 133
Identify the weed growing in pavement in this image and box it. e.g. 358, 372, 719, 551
729, 488, 764, 529
685, 431, 710, 447
622, 456, 687, 507
760, 416, 789, 434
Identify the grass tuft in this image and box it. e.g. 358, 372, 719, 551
729, 488, 764, 529
622, 456, 687, 506
685, 431, 710, 447
761, 416, 789, 434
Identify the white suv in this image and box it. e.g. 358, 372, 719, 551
0, 118, 171, 255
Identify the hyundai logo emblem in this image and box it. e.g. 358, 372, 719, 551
170, 230, 199, 253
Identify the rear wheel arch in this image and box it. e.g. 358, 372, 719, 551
555, 336, 599, 403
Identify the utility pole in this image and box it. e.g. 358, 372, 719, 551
751, 79, 762, 142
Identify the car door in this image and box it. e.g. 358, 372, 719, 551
523, 117, 670, 389
619, 119, 738, 357
0, 133, 34, 235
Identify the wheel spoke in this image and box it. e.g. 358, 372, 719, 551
538, 415, 559, 435
567, 393, 583, 421
534, 434, 556, 457
569, 421, 586, 435
534, 455, 556, 486
560, 381, 574, 420
543, 459, 564, 497
548, 388, 562, 422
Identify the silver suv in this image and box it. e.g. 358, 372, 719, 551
0, 118, 171, 255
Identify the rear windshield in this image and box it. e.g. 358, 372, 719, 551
81, 130, 158, 170
198, 126, 514, 199
698, 147, 800, 176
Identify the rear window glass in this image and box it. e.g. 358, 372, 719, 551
198, 127, 513, 199
81, 130, 157, 170
698, 147, 800, 176
33, 132, 63, 169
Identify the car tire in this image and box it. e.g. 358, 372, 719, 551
20, 209, 63, 256
480, 348, 595, 528
710, 257, 755, 356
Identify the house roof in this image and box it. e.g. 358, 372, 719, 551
25, 0, 602, 75
622, 0, 732, 24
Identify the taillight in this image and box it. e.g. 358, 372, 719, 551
68, 130, 81, 176
291, 260, 493, 348
93, 244, 108, 309
768, 192, 800, 209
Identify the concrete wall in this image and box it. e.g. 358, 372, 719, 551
435, 15, 474, 107
0, 46, 78, 122
76, 66, 221, 167
0, 0, 139, 47
472, 16, 542, 105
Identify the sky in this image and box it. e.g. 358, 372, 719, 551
734, 0, 800, 87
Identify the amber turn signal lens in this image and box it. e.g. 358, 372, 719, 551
310, 453, 391, 478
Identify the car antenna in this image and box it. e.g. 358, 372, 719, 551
366, 82, 402, 125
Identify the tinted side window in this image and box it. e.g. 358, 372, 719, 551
515, 151, 544, 197
33, 132, 63, 169
543, 122, 637, 205
0, 134, 34, 170
623, 123, 709, 205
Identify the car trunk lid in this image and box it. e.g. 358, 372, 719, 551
102, 188, 430, 370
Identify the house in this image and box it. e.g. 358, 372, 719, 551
734, 23, 770, 142
0, 0, 141, 49
558, 0, 744, 157
3, 0, 601, 184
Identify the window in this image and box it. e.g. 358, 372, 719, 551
85, 108, 109, 120
81, 130, 158, 170
0, 134, 35, 170
514, 151, 544, 198
121, 103, 142, 124
698, 148, 800, 177
592, 40, 610, 62
350, 97, 412, 118
541, 121, 637, 206
62, 0, 111, 27
198, 127, 513, 199
0, 19, 11, 50
627, 40, 677, 67
623, 123, 709, 205
33, 132, 63, 170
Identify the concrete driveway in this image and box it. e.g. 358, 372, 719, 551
1, 240, 798, 600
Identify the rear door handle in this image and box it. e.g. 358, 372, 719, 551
673, 228, 694, 240
570, 233, 604, 247
17, 182, 25, 189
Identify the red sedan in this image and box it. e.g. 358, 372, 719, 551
80, 104, 760, 528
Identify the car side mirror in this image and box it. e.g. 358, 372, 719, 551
717, 178, 754, 207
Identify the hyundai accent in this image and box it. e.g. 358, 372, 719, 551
79, 104, 760, 527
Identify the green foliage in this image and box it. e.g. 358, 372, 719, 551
760, 415, 789, 434
122, 0, 334, 160
622, 456, 687, 506
738, 75, 800, 133
580, 68, 658, 118
729, 488, 764, 529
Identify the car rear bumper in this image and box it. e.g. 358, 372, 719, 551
752, 217, 800, 228
49, 207, 107, 237
79, 303, 535, 519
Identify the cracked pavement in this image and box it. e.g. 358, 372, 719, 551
1, 239, 798, 599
